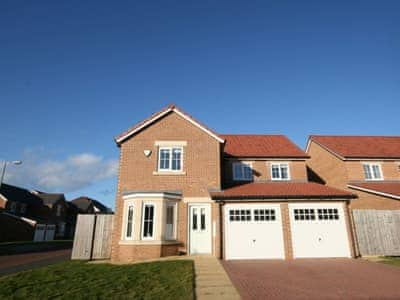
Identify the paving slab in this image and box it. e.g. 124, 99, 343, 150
193, 256, 241, 300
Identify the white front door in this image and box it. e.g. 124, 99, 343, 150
289, 203, 351, 258
224, 204, 285, 260
189, 204, 211, 254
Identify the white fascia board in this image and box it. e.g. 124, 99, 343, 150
3, 212, 37, 225
172, 108, 224, 143
116, 108, 173, 144
308, 140, 345, 161
225, 157, 307, 161
0, 193, 8, 203
344, 158, 400, 161
116, 107, 224, 144
347, 184, 400, 200
217, 197, 350, 202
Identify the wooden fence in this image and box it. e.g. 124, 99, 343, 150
352, 210, 400, 256
71, 214, 114, 260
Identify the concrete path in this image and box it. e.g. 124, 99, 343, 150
0, 249, 72, 277
193, 256, 241, 300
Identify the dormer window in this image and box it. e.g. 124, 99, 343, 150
232, 162, 252, 181
363, 163, 383, 180
271, 163, 290, 180
158, 147, 183, 172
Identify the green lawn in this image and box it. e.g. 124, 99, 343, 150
0, 260, 194, 300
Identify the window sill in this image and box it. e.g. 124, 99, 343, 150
119, 240, 180, 246
153, 171, 186, 176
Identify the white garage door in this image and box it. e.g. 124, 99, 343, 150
224, 204, 285, 260
289, 203, 351, 258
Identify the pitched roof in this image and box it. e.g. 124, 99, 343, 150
308, 135, 400, 159
34, 191, 65, 206
221, 135, 309, 158
71, 196, 110, 213
115, 104, 224, 145
348, 181, 400, 199
0, 183, 43, 205
210, 182, 355, 200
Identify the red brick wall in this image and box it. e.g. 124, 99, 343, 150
111, 111, 222, 262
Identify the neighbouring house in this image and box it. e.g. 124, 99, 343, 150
71, 196, 112, 214
0, 184, 55, 242
306, 136, 400, 256
306, 136, 400, 209
111, 104, 356, 262
33, 191, 73, 239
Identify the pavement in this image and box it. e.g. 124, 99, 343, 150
223, 258, 400, 300
0, 249, 72, 277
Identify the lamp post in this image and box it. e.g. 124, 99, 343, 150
0, 160, 22, 187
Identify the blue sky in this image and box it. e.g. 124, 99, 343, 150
1, 1, 399, 209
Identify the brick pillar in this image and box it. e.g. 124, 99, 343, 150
281, 203, 293, 260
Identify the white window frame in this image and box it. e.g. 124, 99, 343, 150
270, 163, 291, 180
141, 203, 156, 240
165, 202, 177, 240
56, 205, 62, 216
232, 162, 253, 181
362, 163, 383, 180
124, 203, 135, 240
158, 146, 184, 172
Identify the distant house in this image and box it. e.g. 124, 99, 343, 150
33, 191, 73, 239
71, 197, 112, 214
0, 184, 54, 242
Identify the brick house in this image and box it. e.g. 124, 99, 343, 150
0, 184, 53, 242
111, 105, 355, 262
306, 136, 400, 209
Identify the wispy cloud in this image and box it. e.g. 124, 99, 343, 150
3, 150, 118, 193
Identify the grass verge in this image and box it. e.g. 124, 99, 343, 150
0, 260, 194, 300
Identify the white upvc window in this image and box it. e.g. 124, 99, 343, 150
363, 163, 383, 180
232, 162, 253, 181
125, 204, 134, 240
271, 163, 290, 180
142, 203, 156, 240
56, 205, 62, 216
158, 147, 183, 172
165, 202, 177, 240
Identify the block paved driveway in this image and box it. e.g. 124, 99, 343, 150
223, 258, 400, 300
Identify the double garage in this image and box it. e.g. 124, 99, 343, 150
224, 202, 352, 260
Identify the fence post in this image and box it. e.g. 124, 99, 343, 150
89, 214, 97, 260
